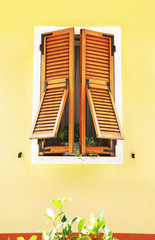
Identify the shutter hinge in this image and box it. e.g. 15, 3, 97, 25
38, 139, 50, 153
44, 81, 48, 91
103, 34, 116, 56
107, 82, 111, 92
65, 78, 69, 89
39, 44, 43, 52
104, 140, 116, 153
86, 79, 89, 89
40, 33, 53, 55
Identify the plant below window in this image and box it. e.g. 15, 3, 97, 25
7, 197, 118, 240
40, 197, 118, 240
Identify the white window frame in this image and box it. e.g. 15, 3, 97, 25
31, 26, 123, 164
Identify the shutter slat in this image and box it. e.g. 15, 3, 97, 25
86, 34, 109, 43
46, 38, 69, 47
46, 53, 69, 60
86, 53, 109, 61
86, 50, 109, 57
86, 68, 110, 75
46, 49, 69, 56
46, 67, 69, 74
86, 63, 109, 71
37, 120, 56, 124
43, 98, 62, 103
46, 71, 69, 78
43, 101, 61, 106
86, 39, 109, 47
86, 57, 109, 65
46, 42, 69, 49
86, 43, 109, 52
86, 71, 110, 79
46, 63, 69, 70
46, 75, 69, 81
38, 114, 58, 119
46, 60, 69, 68
46, 33, 69, 42
46, 56, 69, 64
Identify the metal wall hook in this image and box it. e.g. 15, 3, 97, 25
18, 152, 22, 158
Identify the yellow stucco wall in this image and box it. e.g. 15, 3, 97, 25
0, 0, 155, 234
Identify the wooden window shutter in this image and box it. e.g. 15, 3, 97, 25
80, 29, 123, 154
30, 28, 74, 154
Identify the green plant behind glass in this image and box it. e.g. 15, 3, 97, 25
58, 126, 68, 144
58, 125, 79, 144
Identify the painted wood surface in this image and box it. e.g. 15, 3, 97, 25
0, 233, 155, 240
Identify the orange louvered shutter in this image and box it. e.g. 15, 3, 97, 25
30, 28, 74, 152
80, 29, 123, 153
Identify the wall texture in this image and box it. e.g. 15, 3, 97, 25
0, 0, 155, 234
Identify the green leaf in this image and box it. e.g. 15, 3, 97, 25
61, 214, 68, 223
97, 210, 104, 221
62, 227, 66, 237
87, 229, 95, 235
8, 238, 11, 240
55, 223, 62, 231
99, 235, 106, 240
45, 208, 55, 221
54, 211, 65, 221
40, 230, 49, 240
73, 237, 80, 240
66, 224, 72, 236
59, 197, 72, 204
29, 236, 38, 240
50, 228, 56, 240
103, 226, 110, 236
78, 218, 85, 233
51, 200, 61, 209
81, 226, 90, 235
107, 231, 113, 240
90, 213, 95, 226
63, 197, 72, 203
17, 238, 25, 240
70, 217, 78, 225
81, 236, 92, 240
98, 219, 106, 229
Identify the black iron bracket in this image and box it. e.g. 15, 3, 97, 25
18, 152, 22, 158
38, 139, 50, 152
44, 81, 48, 92
65, 78, 69, 89
104, 140, 116, 153
103, 34, 116, 56
107, 82, 111, 92
86, 79, 89, 89
40, 33, 53, 55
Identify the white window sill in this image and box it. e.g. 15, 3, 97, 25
31, 139, 123, 164
32, 156, 122, 164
